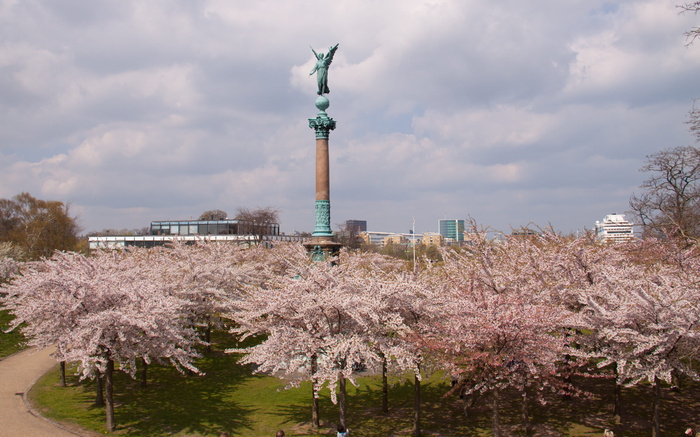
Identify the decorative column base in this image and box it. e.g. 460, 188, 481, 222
303, 237, 343, 261
312, 199, 333, 237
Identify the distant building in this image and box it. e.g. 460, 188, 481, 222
360, 231, 391, 246
595, 213, 635, 243
360, 231, 421, 247
422, 232, 444, 247
150, 219, 279, 237
89, 218, 300, 250
383, 234, 407, 246
345, 220, 367, 233
439, 219, 465, 243
511, 228, 540, 237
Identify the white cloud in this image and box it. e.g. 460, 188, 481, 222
414, 106, 556, 149
564, 0, 700, 102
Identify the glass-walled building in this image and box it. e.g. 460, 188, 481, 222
438, 219, 465, 243
89, 219, 287, 250
345, 220, 367, 233
149, 219, 279, 237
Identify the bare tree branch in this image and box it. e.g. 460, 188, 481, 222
687, 100, 700, 143
680, 1, 700, 45
234, 206, 280, 242
630, 146, 700, 239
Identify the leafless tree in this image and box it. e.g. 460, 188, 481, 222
234, 207, 280, 242
198, 209, 228, 221
334, 222, 362, 250
630, 146, 700, 240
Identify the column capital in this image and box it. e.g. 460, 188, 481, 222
309, 113, 336, 139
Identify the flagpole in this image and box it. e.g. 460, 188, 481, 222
412, 216, 416, 273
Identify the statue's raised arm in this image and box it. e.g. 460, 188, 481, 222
309, 43, 339, 96
309, 46, 320, 75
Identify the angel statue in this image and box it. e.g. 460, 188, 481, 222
309, 43, 339, 95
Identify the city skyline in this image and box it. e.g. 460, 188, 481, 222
1, 1, 699, 236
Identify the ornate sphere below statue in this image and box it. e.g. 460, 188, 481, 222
315, 96, 330, 112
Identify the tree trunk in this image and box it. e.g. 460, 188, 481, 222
311, 382, 320, 430
140, 358, 148, 388
339, 372, 347, 429
652, 377, 661, 437
205, 318, 212, 353
522, 387, 530, 435
561, 349, 572, 401
412, 369, 421, 437
311, 354, 320, 429
613, 363, 622, 424
94, 368, 104, 407
613, 382, 622, 424
381, 353, 388, 414
105, 359, 115, 432
492, 387, 501, 437
59, 361, 66, 387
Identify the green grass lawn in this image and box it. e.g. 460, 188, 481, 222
0, 308, 25, 358
27, 333, 700, 436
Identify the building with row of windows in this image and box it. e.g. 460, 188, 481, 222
595, 213, 635, 243
359, 232, 417, 247
149, 219, 279, 237
89, 218, 298, 250
357, 231, 445, 248
438, 219, 465, 243
345, 220, 367, 233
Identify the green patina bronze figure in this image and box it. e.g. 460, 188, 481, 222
309, 43, 339, 95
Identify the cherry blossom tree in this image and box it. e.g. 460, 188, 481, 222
334, 248, 435, 436
574, 238, 700, 437
424, 232, 582, 436
1, 249, 202, 432
156, 240, 272, 350
227, 243, 427, 431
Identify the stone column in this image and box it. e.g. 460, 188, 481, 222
305, 96, 342, 259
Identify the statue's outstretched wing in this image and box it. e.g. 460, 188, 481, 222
325, 43, 339, 65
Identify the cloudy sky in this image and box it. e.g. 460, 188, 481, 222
1, 0, 699, 235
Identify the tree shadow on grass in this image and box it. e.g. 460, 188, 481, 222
105, 351, 257, 436
102, 354, 700, 437
661, 381, 700, 436
268, 381, 345, 436
274, 376, 490, 436
523, 373, 700, 437
272, 371, 700, 437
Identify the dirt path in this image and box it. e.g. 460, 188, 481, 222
0, 347, 81, 436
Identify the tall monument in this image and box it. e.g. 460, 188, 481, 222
304, 44, 342, 259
